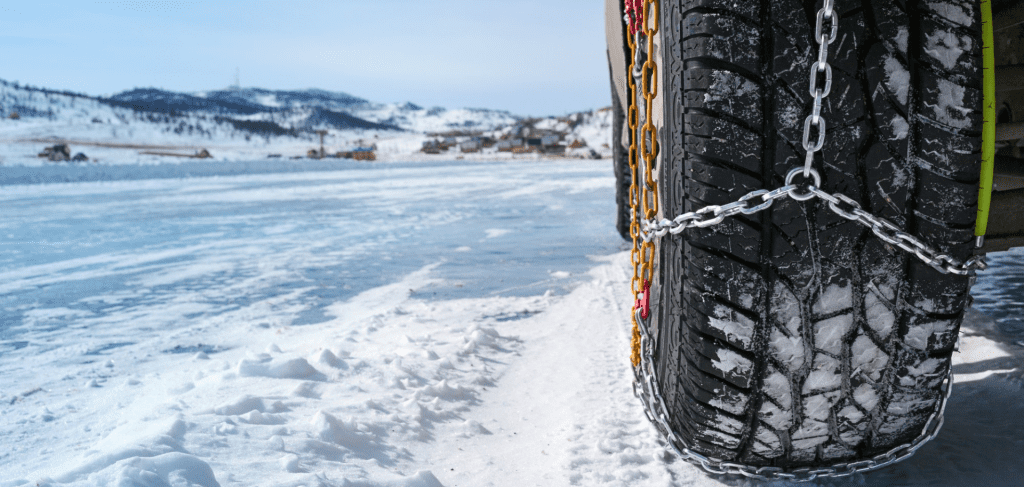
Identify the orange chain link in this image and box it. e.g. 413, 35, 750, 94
627, 0, 658, 367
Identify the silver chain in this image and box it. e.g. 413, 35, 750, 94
640, 167, 988, 276
631, 1, 983, 480
803, 0, 837, 177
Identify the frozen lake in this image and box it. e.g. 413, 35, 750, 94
971, 246, 1024, 344
0, 159, 620, 348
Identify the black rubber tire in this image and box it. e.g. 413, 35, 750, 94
612, 62, 633, 241
648, 0, 982, 468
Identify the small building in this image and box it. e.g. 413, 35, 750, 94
567, 138, 588, 149
421, 139, 443, 154
512, 145, 537, 154
544, 144, 566, 155
8, 112, 20, 120
541, 134, 560, 147
351, 148, 376, 161
496, 138, 524, 152
38, 144, 71, 162
459, 140, 481, 153
338, 147, 376, 161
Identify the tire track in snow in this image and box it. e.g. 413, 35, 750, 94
409, 253, 728, 486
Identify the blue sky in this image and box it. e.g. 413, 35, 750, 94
0, 1, 611, 117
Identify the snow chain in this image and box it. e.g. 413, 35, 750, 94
625, 0, 658, 368
623, 0, 985, 481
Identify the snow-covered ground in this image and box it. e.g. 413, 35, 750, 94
0, 111, 610, 170
1, 159, 1022, 487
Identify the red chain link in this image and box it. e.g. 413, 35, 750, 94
634, 280, 650, 319
624, 0, 644, 35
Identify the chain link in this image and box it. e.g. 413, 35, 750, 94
642, 168, 988, 275
802, 0, 837, 177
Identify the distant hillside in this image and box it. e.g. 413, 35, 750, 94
107, 88, 267, 115
0, 79, 523, 145
103, 86, 519, 133
196, 87, 370, 111
105, 87, 395, 131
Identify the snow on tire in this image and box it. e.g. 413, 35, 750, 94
643, 0, 982, 468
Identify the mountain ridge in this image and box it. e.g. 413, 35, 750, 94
0, 79, 521, 136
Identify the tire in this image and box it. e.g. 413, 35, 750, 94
612, 65, 633, 242
645, 0, 982, 468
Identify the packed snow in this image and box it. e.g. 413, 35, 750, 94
1, 158, 1023, 487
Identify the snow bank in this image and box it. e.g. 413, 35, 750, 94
3, 252, 1023, 487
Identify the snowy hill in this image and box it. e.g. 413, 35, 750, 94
195, 87, 370, 112
354, 104, 519, 133
0, 79, 521, 139
0, 80, 247, 142
106, 85, 519, 133
108, 88, 268, 115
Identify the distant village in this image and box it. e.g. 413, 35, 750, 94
9, 106, 610, 164
420, 112, 605, 159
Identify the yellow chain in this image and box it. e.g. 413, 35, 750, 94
628, 0, 658, 367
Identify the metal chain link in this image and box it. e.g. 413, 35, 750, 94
641, 168, 989, 276
803, 0, 837, 177
623, 0, 987, 481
